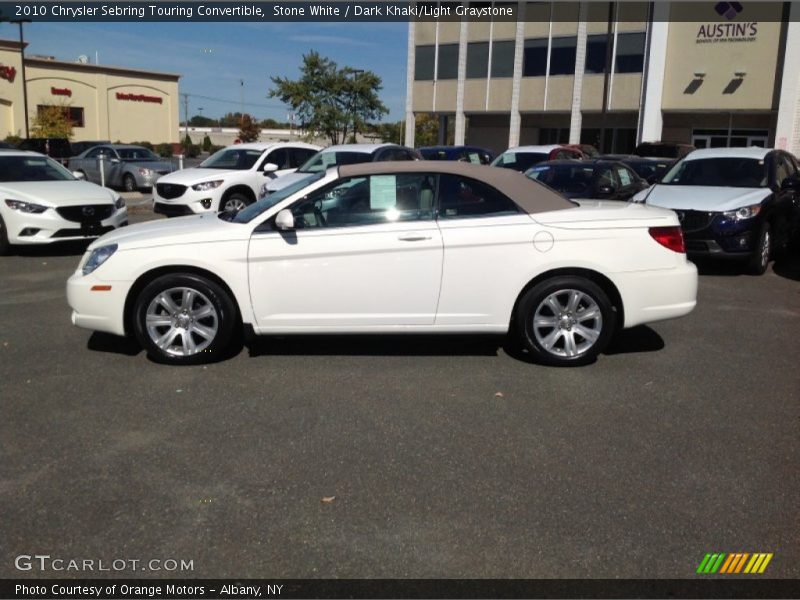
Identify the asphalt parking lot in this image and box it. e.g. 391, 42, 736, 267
1, 202, 799, 580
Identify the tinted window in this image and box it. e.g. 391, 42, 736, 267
466, 42, 490, 79
290, 148, 317, 168
774, 153, 794, 187
616, 165, 638, 187
615, 32, 645, 73
527, 164, 594, 195
662, 158, 767, 188
523, 38, 547, 77
549, 36, 577, 76
585, 34, 608, 74
116, 147, 159, 160
415, 45, 435, 80
491, 40, 515, 78
437, 44, 459, 80
265, 148, 290, 170
200, 149, 263, 170
290, 173, 436, 228
0, 155, 75, 182
437, 175, 520, 218
86, 147, 105, 159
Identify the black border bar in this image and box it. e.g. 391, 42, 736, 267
3, 579, 800, 599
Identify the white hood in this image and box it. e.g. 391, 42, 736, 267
641, 185, 770, 212
88, 212, 249, 251
0, 180, 117, 208
155, 167, 241, 185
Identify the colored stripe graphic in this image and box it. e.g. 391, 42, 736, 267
699, 552, 773, 574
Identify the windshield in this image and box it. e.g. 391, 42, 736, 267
116, 147, 160, 161
661, 157, 767, 188
231, 173, 325, 223
0, 155, 75, 182
297, 151, 372, 174
200, 148, 264, 170
491, 152, 549, 172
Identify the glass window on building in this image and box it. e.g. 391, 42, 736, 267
585, 34, 609, 75
437, 43, 459, 80
615, 32, 646, 74
415, 45, 435, 80
491, 40, 516, 78
549, 36, 577, 76
37, 105, 85, 128
466, 42, 490, 79
523, 38, 548, 77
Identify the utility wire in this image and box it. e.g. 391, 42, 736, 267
184, 91, 285, 111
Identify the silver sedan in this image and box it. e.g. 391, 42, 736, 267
68, 144, 174, 192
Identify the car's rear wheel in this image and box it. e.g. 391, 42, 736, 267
220, 192, 250, 213
122, 174, 137, 193
132, 274, 238, 365
515, 276, 616, 367
0, 214, 11, 255
747, 223, 771, 275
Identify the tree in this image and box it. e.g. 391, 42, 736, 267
414, 113, 453, 147
202, 134, 212, 152
31, 104, 74, 139
238, 114, 260, 143
269, 51, 388, 145
260, 117, 281, 129
219, 112, 244, 127
189, 114, 215, 127
369, 121, 403, 144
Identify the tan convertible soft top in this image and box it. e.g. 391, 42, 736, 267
337, 161, 574, 214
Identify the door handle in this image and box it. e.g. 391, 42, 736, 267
398, 233, 432, 241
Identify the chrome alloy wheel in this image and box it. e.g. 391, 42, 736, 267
759, 228, 771, 270
145, 287, 219, 356
532, 289, 603, 358
222, 196, 248, 212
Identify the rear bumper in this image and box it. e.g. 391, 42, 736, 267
612, 261, 698, 329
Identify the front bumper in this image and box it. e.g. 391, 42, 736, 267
153, 186, 222, 215
67, 269, 131, 336
4, 206, 128, 245
677, 209, 760, 258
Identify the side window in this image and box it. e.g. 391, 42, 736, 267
264, 149, 290, 170
616, 165, 636, 187
86, 148, 102, 159
289, 174, 436, 229
290, 148, 316, 168
437, 175, 521, 219
774, 153, 795, 186
595, 167, 619, 190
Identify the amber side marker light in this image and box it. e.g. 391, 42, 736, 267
649, 226, 686, 253
90, 285, 112, 291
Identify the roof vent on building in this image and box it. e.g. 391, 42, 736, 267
29, 54, 56, 60
77, 55, 89, 64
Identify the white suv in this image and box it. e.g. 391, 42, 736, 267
153, 142, 320, 216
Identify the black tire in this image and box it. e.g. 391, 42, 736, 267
219, 192, 251, 213
122, 174, 138, 193
515, 276, 616, 367
746, 223, 771, 275
132, 273, 239, 365
0, 214, 11, 256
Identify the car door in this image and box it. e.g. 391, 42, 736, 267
434, 174, 538, 327
247, 172, 443, 329
614, 164, 647, 200
593, 165, 622, 199
771, 151, 798, 245
81, 147, 104, 183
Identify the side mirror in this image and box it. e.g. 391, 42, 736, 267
261, 162, 279, 174
110, 157, 121, 164
274, 209, 295, 231
595, 185, 615, 197
73, 171, 85, 180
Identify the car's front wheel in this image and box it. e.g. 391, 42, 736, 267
515, 276, 616, 367
220, 192, 250, 213
132, 273, 239, 364
747, 223, 771, 275
122, 174, 138, 193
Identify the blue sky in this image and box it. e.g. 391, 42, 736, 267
1, 21, 409, 122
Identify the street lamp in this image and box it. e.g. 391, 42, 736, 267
10, 19, 31, 138
350, 69, 364, 143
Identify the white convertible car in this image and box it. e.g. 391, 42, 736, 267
67, 162, 697, 366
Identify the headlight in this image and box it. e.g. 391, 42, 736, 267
723, 204, 762, 221
192, 180, 224, 192
113, 195, 125, 210
5, 199, 47, 213
82, 244, 118, 276
138, 168, 153, 176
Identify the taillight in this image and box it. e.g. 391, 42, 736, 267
649, 226, 685, 253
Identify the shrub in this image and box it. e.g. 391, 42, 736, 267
155, 143, 173, 157
184, 144, 201, 158
202, 135, 212, 152
4, 134, 22, 147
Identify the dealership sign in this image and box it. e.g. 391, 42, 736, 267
0, 65, 16, 82
51, 87, 72, 97
697, 2, 757, 43
116, 92, 162, 104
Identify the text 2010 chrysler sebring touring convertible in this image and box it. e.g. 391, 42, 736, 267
67, 162, 697, 367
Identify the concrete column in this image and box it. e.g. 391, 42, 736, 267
404, 20, 416, 148
507, 1, 526, 148
454, 15, 469, 145
568, 2, 589, 144
775, 3, 800, 155
638, 2, 670, 144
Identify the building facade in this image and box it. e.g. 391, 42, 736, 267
0, 39, 180, 144
405, 1, 800, 155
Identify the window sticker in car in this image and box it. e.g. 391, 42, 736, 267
369, 175, 397, 209
619, 168, 631, 186
467, 152, 481, 164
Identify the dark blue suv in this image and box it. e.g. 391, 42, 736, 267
642, 147, 800, 274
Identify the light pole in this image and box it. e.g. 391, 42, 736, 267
350, 69, 364, 143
